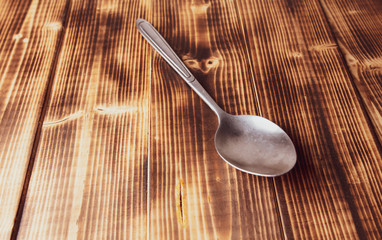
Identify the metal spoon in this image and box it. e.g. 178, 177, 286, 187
137, 19, 296, 177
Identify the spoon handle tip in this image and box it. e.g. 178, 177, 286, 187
136, 19, 195, 83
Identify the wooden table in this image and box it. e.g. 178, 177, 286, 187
0, 0, 381, 239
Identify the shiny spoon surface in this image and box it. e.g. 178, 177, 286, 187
136, 19, 296, 176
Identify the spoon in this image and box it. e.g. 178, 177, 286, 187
137, 19, 296, 177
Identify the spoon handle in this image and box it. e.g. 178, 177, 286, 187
136, 19, 195, 83
136, 19, 224, 117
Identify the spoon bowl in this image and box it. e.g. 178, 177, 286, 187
215, 114, 296, 176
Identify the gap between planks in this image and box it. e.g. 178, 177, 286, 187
10, 1, 72, 239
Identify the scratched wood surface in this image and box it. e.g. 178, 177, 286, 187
0, 0, 381, 239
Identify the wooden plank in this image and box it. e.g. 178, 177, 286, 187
320, 0, 382, 141
237, 0, 382, 239
149, 0, 283, 239
17, 0, 151, 239
0, 0, 69, 238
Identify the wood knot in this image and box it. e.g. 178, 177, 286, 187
309, 43, 337, 52
12, 33, 23, 40
44, 22, 63, 31
182, 53, 220, 74
292, 52, 302, 58
364, 57, 382, 74
191, 2, 211, 14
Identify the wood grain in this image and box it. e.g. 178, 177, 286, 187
149, 0, 283, 239
320, 0, 382, 141
0, 0, 380, 239
16, 0, 151, 239
0, 0, 68, 238
237, 0, 382, 238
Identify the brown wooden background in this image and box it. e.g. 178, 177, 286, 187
0, 0, 381, 239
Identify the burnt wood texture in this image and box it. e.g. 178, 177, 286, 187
0, 1, 69, 239
0, 0, 380, 239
